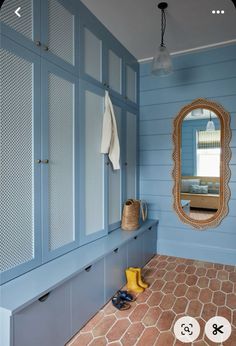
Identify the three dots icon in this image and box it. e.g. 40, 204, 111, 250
212, 10, 225, 14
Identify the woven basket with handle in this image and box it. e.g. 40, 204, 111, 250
121, 199, 141, 231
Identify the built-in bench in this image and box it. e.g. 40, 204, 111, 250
0, 220, 158, 346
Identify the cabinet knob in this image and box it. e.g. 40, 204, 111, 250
103, 82, 107, 87
134, 236, 138, 240
35, 159, 41, 164
114, 248, 119, 253
124, 162, 128, 166
106, 161, 110, 166
35, 41, 41, 47
42, 159, 49, 164
43, 45, 49, 51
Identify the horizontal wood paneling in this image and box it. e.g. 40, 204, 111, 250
139, 44, 236, 265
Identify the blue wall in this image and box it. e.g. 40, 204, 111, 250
139, 44, 236, 266
181, 118, 220, 176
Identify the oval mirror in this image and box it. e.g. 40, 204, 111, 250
173, 99, 231, 229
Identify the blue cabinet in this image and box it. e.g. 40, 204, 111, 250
104, 244, 127, 301
127, 234, 144, 268
70, 258, 105, 336
142, 226, 157, 265
13, 282, 71, 346
0, 0, 139, 284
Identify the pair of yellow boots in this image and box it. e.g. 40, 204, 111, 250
125, 267, 149, 293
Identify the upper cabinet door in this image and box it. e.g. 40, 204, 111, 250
79, 81, 107, 245
0, 0, 41, 53
0, 36, 41, 284
41, 0, 78, 73
82, 25, 103, 83
41, 60, 78, 261
125, 63, 138, 105
108, 49, 122, 96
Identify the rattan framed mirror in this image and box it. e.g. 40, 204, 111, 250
172, 98, 231, 229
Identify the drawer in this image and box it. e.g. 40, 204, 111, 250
142, 226, 157, 266
13, 282, 71, 346
70, 258, 105, 336
127, 234, 144, 268
105, 244, 127, 301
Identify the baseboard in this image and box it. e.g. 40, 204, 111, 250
157, 239, 236, 266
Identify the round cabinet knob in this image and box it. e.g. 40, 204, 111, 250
35, 41, 41, 46
103, 82, 107, 87
35, 159, 41, 164
43, 45, 49, 51
42, 159, 49, 164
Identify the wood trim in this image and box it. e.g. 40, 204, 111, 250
172, 98, 231, 230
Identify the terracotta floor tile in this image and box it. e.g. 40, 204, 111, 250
80, 311, 105, 333
163, 270, 176, 281
201, 303, 217, 321
229, 272, 236, 282
209, 278, 221, 291
93, 315, 117, 337
70, 332, 93, 346
187, 300, 203, 317
226, 293, 236, 309
120, 322, 144, 346
156, 310, 175, 331
221, 281, 233, 293
106, 319, 130, 342
186, 286, 200, 300
217, 306, 232, 321
89, 336, 107, 346
199, 288, 212, 303
136, 327, 159, 346
206, 268, 217, 279
166, 262, 177, 271
172, 297, 188, 314
155, 331, 174, 345
162, 281, 176, 294
197, 277, 209, 288
175, 272, 187, 284
129, 304, 149, 322
186, 274, 198, 286
150, 279, 165, 291
195, 267, 207, 276
135, 289, 152, 303
147, 291, 163, 307
159, 293, 176, 310
174, 283, 188, 297
185, 265, 196, 274
212, 290, 226, 306
142, 307, 162, 327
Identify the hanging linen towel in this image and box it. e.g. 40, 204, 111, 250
101, 90, 120, 170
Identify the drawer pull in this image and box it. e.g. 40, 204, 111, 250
148, 227, 152, 230
114, 248, 119, 253
85, 265, 92, 272
38, 292, 50, 302
134, 236, 138, 240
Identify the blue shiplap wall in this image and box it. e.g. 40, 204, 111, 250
139, 44, 236, 266
181, 118, 220, 175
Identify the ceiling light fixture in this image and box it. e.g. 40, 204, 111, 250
152, 2, 173, 76
206, 111, 216, 131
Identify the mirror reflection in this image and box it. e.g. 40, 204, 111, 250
180, 108, 221, 221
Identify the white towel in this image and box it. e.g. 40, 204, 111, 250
101, 91, 120, 170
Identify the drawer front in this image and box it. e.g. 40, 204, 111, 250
142, 226, 157, 266
127, 234, 144, 268
105, 244, 127, 301
13, 282, 71, 346
71, 258, 105, 336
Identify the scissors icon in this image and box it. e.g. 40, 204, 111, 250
212, 324, 224, 335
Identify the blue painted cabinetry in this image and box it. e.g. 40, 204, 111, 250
0, 0, 139, 284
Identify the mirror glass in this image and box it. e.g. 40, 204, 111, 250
180, 108, 221, 221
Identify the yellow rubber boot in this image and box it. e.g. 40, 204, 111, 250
125, 269, 144, 293
129, 267, 149, 288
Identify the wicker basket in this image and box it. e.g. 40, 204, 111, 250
121, 199, 140, 231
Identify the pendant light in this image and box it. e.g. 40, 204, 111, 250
206, 111, 215, 131
152, 2, 173, 76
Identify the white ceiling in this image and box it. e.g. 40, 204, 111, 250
81, 0, 236, 60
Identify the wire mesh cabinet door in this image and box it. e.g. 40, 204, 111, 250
0, 36, 42, 284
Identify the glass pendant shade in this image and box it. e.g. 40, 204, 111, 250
206, 120, 215, 131
152, 45, 173, 76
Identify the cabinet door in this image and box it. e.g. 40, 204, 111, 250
41, 0, 77, 73
127, 235, 144, 268
108, 49, 122, 95
0, 36, 41, 284
81, 21, 103, 84
41, 61, 78, 260
108, 104, 123, 231
70, 259, 105, 336
13, 282, 71, 346
105, 245, 127, 301
142, 226, 157, 266
126, 65, 137, 104
126, 111, 138, 199
79, 81, 107, 245
0, 0, 40, 53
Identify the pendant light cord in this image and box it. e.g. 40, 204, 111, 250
161, 9, 166, 46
